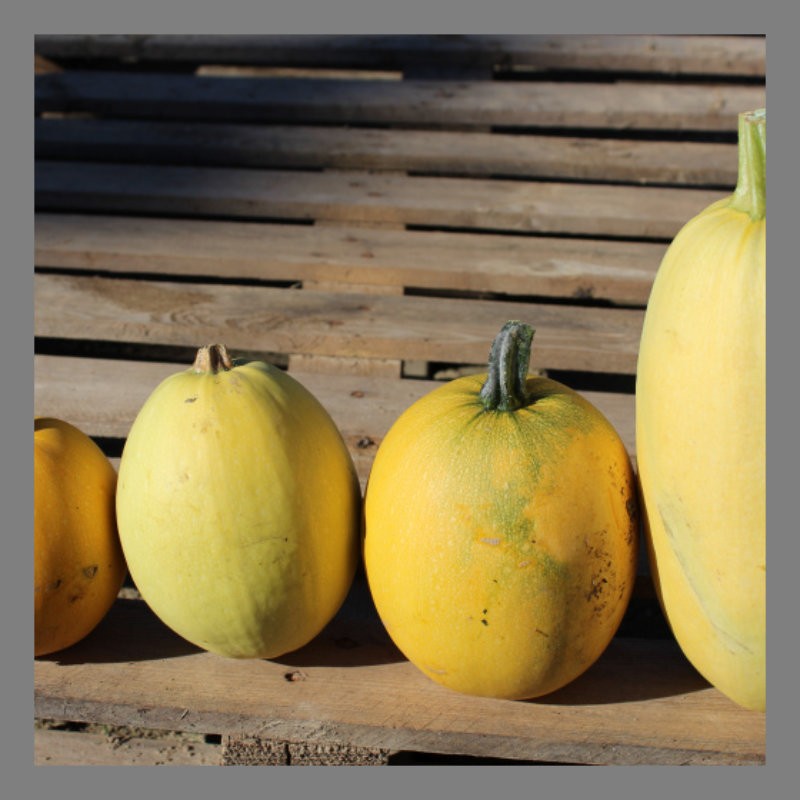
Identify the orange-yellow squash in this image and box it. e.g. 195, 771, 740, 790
115, 344, 361, 659
35, 417, 126, 656
364, 322, 639, 700
635, 109, 766, 711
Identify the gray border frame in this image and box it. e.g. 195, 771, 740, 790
9, 4, 790, 799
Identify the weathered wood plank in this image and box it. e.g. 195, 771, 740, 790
33, 356, 637, 482
220, 736, 389, 766
495, 34, 766, 78
35, 118, 740, 186
33, 34, 766, 77
33, 596, 766, 765
35, 213, 664, 305
35, 53, 63, 74
35, 70, 765, 132
35, 161, 722, 240
34, 273, 645, 374
35, 725, 221, 766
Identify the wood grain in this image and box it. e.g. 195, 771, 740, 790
35, 726, 221, 766
35, 213, 664, 305
34, 273, 645, 374
34, 595, 765, 765
35, 118, 740, 186
35, 70, 765, 132
35, 161, 723, 240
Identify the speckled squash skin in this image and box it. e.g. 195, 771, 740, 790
35, 417, 126, 656
364, 323, 639, 700
636, 110, 766, 712
115, 345, 361, 660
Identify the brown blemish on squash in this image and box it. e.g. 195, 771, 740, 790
582, 534, 617, 616
83, 565, 98, 579
586, 576, 608, 602
35, 578, 62, 595
625, 497, 639, 543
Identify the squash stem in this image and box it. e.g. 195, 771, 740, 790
479, 321, 535, 412
730, 108, 766, 221
192, 344, 234, 374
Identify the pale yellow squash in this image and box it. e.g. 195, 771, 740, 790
635, 109, 765, 711
35, 417, 126, 656
116, 345, 361, 659
364, 322, 639, 700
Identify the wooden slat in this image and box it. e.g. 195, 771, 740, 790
35, 118, 740, 186
34, 273, 645, 374
35, 53, 63, 74
34, 596, 766, 765
33, 355, 637, 483
495, 35, 766, 78
35, 161, 723, 240
35, 726, 221, 766
35, 213, 664, 306
35, 70, 765, 132
33, 34, 766, 78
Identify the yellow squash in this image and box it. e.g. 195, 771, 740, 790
364, 322, 639, 700
635, 109, 765, 711
35, 417, 126, 656
116, 345, 361, 659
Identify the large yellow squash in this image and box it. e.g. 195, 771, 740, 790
635, 109, 765, 711
35, 417, 126, 656
116, 345, 361, 659
364, 322, 639, 700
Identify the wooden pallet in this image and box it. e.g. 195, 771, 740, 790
34, 34, 766, 766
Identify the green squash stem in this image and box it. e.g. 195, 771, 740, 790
730, 108, 766, 222
479, 321, 535, 412
192, 344, 234, 374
